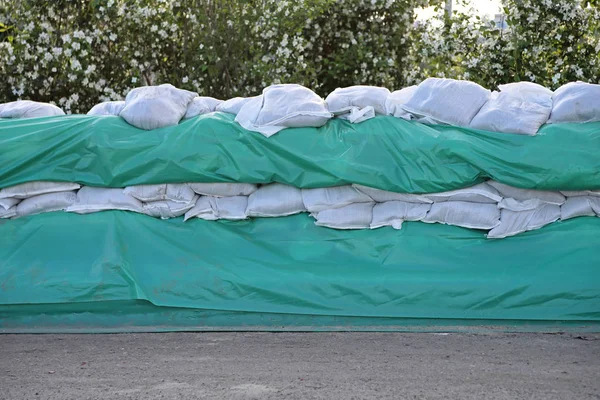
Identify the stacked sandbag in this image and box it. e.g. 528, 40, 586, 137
470, 82, 553, 135
87, 101, 125, 116
184, 196, 248, 221
0, 181, 80, 217
119, 84, 198, 130
67, 186, 144, 214
559, 190, 600, 220
325, 86, 390, 123
301, 186, 372, 212
385, 86, 418, 120
235, 84, 332, 137
0, 100, 65, 119
216, 97, 258, 115
183, 97, 223, 119
421, 182, 503, 230
188, 183, 258, 197
124, 184, 198, 219
486, 181, 565, 239
399, 78, 491, 126
548, 82, 600, 124
370, 201, 431, 230
1, 179, 598, 239
313, 202, 375, 229
246, 183, 306, 216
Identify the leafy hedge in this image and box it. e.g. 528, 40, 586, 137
1, 0, 598, 113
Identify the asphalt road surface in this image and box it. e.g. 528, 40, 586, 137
1, 332, 599, 399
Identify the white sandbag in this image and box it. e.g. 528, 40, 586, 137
488, 204, 561, 239
119, 84, 198, 130
246, 183, 306, 217
370, 201, 431, 229
548, 82, 600, 124
183, 196, 248, 221
188, 183, 258, 197
235, 84, 332, 137
142, 195, 199, 219
400, 78, 490, 126
0, 100, 65, 119
423, 201, 500, 230
313, 202, 374, 230
0, 181, 81, 199
352, 184, 432, 204
336, 106, 375, 124
497, 82, 553, 98
425, 182, 502, 204
124, 183, 196, 203
385, 86, 418, 120
216, 97, 257, 115
16, 191, 77, 217
0, 197, 20, 210
0, 206, 16, 219
560, 190, 600, 197
325, 86, 390, 122
214, 196, 248, 220
301, 186, 372, 213
87, 101, 125, 116
498, 198, 545, 212
487, 181, 565, 205
184, 196, 218, 221
560, 196, 600, 220
469, 90, 552, 135
67, 187, 144, 214
183, 97, 223, 119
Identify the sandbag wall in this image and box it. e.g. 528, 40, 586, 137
2, 79, 600, 137
2, 180, 599, 239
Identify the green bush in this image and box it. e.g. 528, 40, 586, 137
1, 0, 598, 114
408, 0, 600, 89
0, 0, 432, 113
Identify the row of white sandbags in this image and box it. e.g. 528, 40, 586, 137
3, 79, 599, 137
2, 180, 599, 239
87, 80, 600, 136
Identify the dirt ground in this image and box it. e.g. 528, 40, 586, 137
1, 332, 599, 399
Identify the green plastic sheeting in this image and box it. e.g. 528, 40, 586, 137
1, 211, 599, 333
1, 114, 599, 192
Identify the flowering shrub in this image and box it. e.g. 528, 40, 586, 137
0, 0, 433, 113
1, 0, 599, 113
408, 0, 600, 89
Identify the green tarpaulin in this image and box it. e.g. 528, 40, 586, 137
1, 212, 599, 332
0, 115, 599, 332
1, 114, 600, 192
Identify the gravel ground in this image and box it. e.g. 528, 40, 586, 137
1, 332, 599, 399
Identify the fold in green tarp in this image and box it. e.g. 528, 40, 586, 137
1, 114, 599, 192
1, 211, 599, 324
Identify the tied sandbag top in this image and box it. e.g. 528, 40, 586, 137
0, 113, 599, 192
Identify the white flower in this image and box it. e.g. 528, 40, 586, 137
61, 34, 71, 43
132, 77, 137, 83
182, 76, 189, 83
552, 73, 561, 84
109, 33, 117, 41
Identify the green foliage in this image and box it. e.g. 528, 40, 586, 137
0, 0, 598, 113
408, 0, 600, 89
